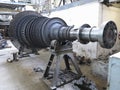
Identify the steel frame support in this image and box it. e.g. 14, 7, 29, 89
43, 40, 82, 90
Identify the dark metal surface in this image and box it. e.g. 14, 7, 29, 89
0, 2, 25, 9
0, 12, 18, 15
43, 54, 55, 78
0, 21, 10, 25
100, 21, 117, 48
78, 24, 91, 44
78, 21, 117, 49
9, 11, 117, 49
8, 11, 41, 47
43, 40, 82, 89
9, 11, 71, 48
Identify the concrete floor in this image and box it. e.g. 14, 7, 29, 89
0, 50, 75, 90
0, 47, 106, 90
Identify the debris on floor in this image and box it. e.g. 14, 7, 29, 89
33, 67, 44, 73
72, 76, 98, 90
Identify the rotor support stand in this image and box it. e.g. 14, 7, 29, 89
43, 40, 82, 90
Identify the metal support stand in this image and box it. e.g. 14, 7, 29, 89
43, 40, 82, 90
13, 53, 18, 61
18, 46, 30, 58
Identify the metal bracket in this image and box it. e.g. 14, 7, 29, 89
43, 40, 82, 90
